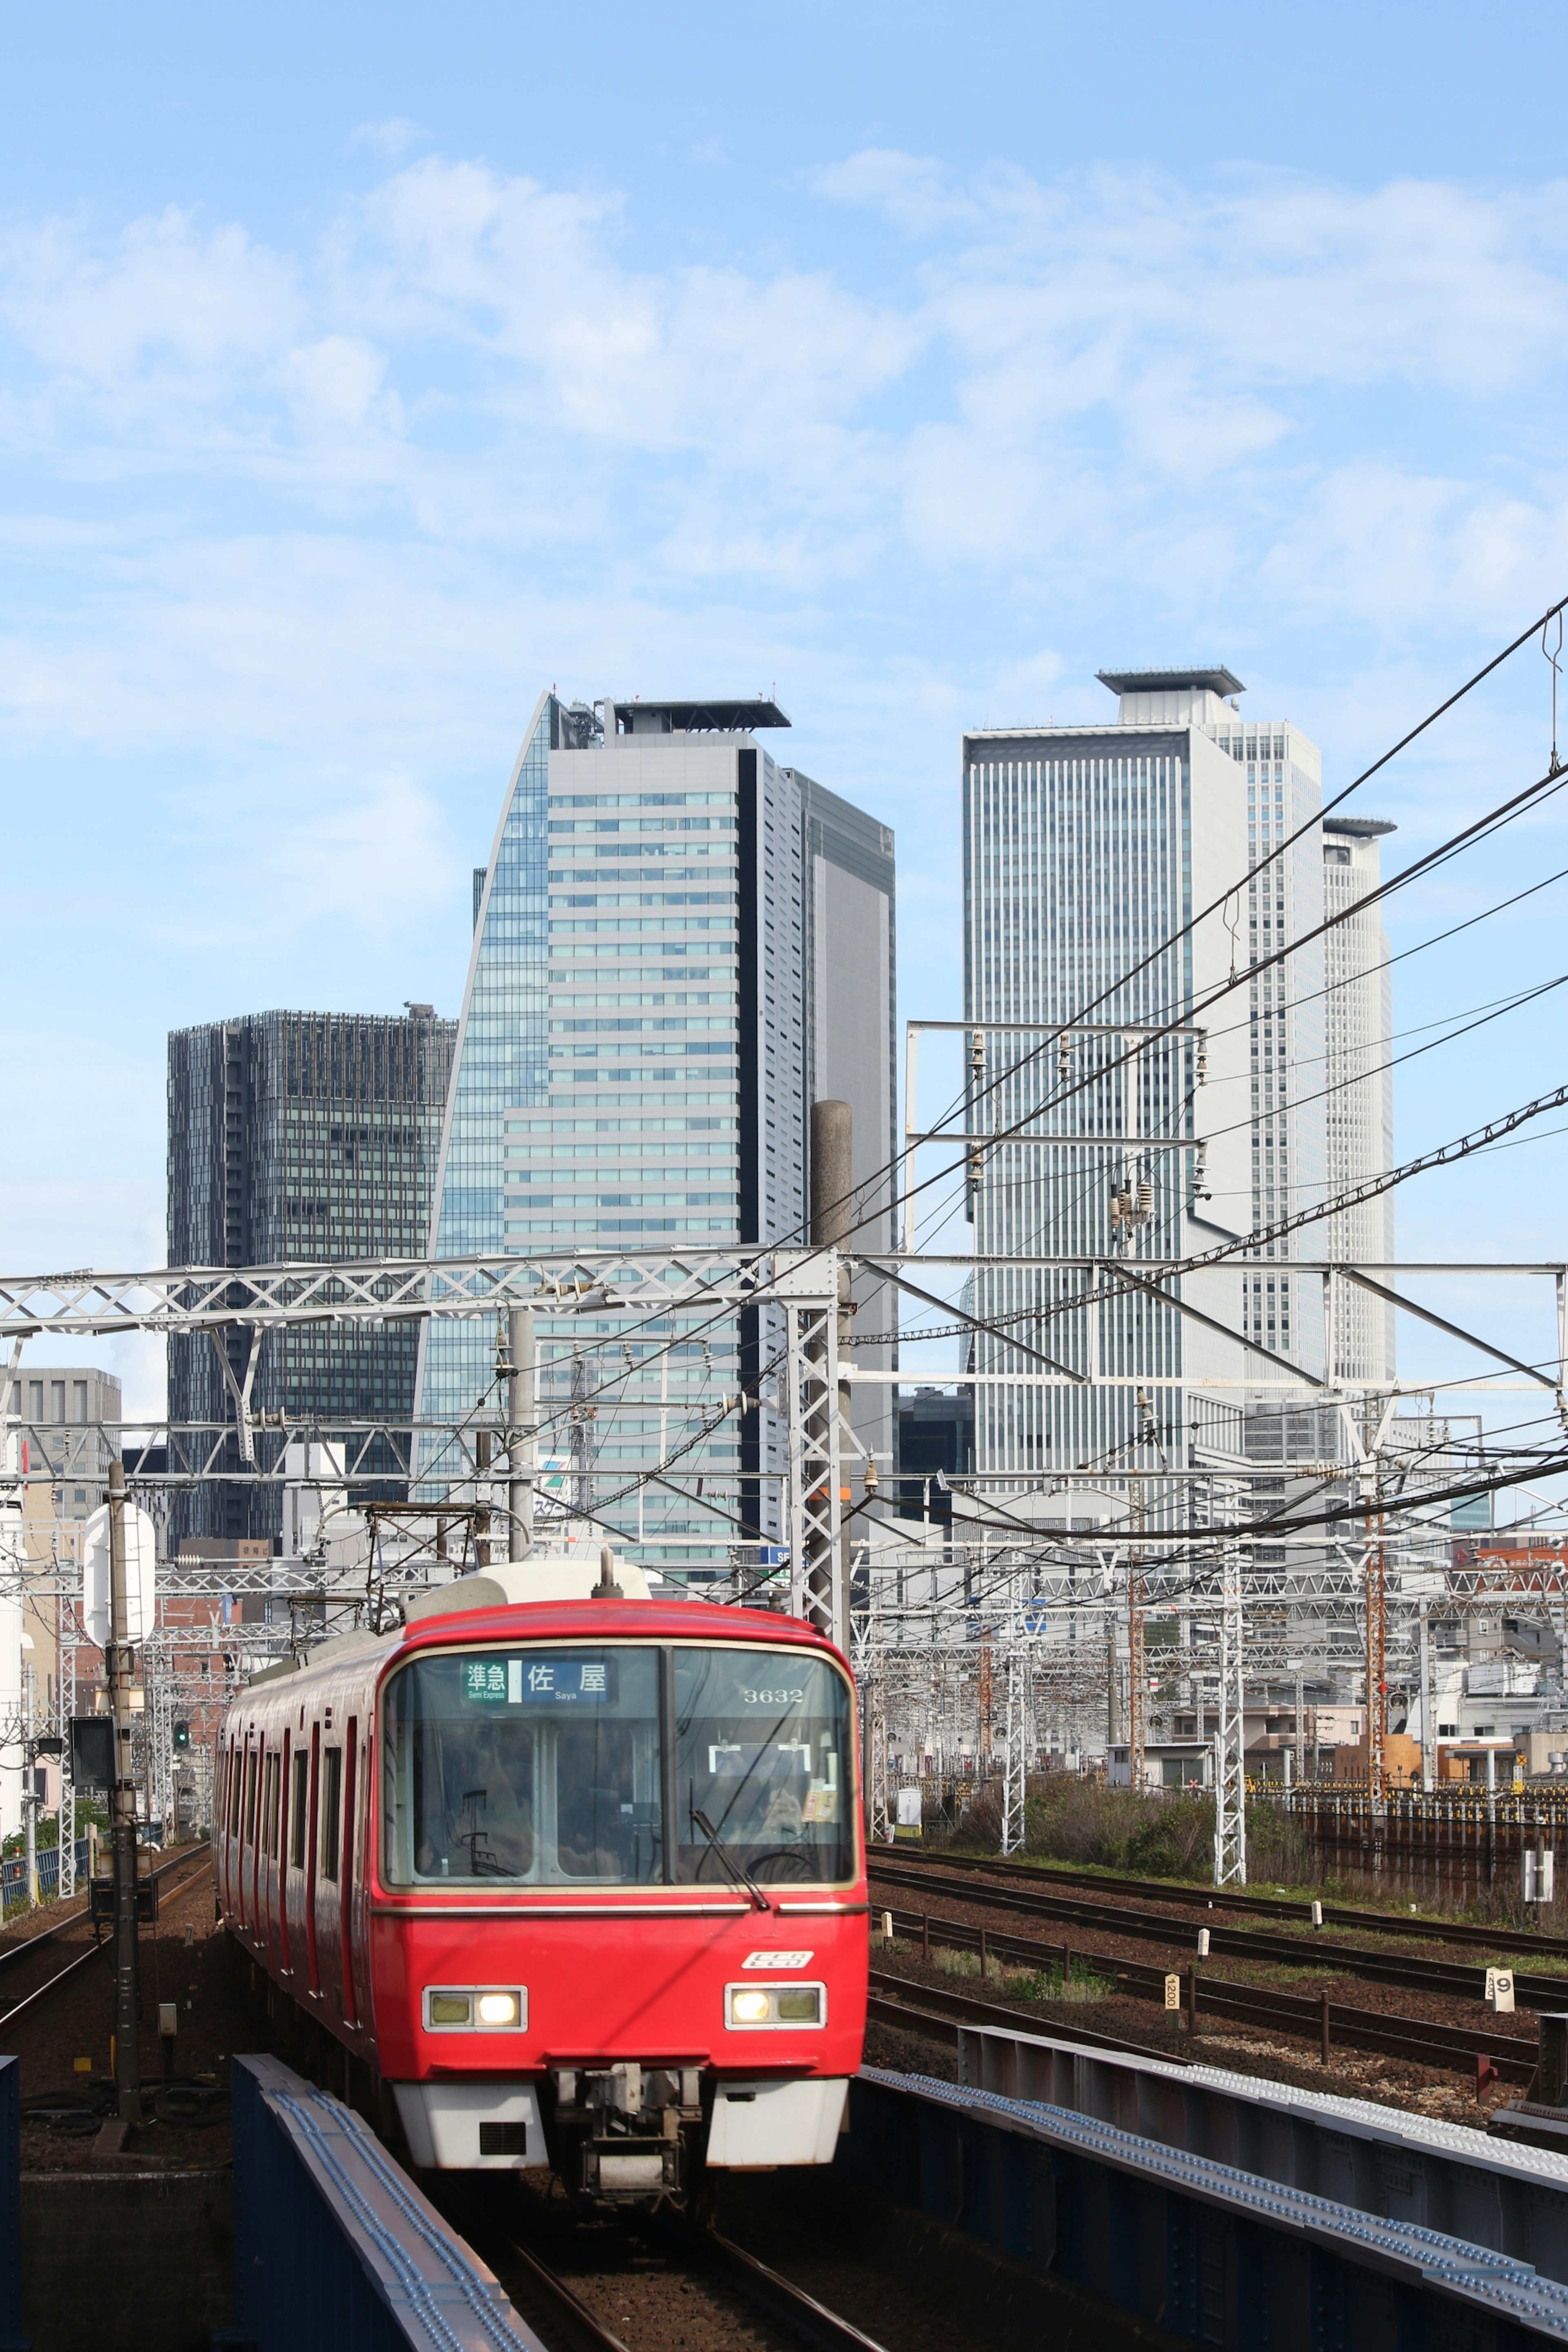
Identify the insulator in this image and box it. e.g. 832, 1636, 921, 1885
968, 1032, 986, 1074
1136, 1180, 1154, 1218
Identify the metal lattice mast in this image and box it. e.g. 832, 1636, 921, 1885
1366, 1474, 1387, 1812
778, 1253, 844, 1646
1000, 1644, 1026, 1854
1212, 1508, 1248, 1886
864, 1668, 890, 1848
1127, 1555, 1146, 1791
57, 1585, 75, 1897
149, 1630, 175, 1841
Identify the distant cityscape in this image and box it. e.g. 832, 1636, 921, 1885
7, 662, 1545, 1856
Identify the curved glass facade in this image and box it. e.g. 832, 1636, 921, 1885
416, 695, 854, 1582
417, 692, 553, 1459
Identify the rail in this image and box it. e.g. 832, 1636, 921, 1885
505, 2223, 891, 2352
871, 1908, 1542, 2082
869, 1852, 1568, 2006
0, 1845, 211, 2036
878, 1840, 1568, 1956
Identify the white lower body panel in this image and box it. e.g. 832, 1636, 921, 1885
393, 2080, 547, 2170
704, 2077, 848, 2168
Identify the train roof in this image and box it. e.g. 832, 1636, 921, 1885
396, 1595, 843, 1660
236, 1596, 849, 1704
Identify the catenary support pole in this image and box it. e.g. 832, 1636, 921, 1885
474, 1430, 491, 1568
508, 1305, 534, 1563
107, 1457, 140, 2122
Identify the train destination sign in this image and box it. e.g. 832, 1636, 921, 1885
461, 1655, 615, 1705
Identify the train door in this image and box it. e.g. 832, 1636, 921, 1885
318, 1736, 344, 2016
340, 1717, 358, 2026
287, 1737, 310, 1982
347, 1724, 374, 2031
278, 1731, 292, 1975
305, 1722, 321, 1996
242, 1735, 260, 1932
223, 1738, 241, 1915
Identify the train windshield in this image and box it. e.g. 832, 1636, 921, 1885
380, 1643, 853, 1889
674, 1648, 853, 1886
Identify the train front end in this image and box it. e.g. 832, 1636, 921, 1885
370, 1596, 866, 2201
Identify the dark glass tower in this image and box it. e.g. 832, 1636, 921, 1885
167, 1007, 456, 1544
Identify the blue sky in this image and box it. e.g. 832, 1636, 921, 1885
6, 1, 1568, 1443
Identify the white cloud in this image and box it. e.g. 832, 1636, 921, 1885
0, 206, 299, 388
350, 118, 425, 159
1, 147, 1568, 791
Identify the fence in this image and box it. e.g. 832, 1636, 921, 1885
0, 1839, 91, 1916
1266, 1784, 1568, 1898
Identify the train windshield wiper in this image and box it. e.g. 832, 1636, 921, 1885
692, 1806, 770, 1911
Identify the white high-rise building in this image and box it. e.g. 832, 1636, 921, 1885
962, 667, 1342, 1483
1321, 817, 1396, 1383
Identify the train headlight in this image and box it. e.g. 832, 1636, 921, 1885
424, 1986, 527, 2031
726, 1983, 825, 2028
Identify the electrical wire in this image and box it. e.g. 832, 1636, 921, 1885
479, 616, 1568, 1465
434, 611, 1568, 1546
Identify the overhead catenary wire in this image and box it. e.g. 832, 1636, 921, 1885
467, 607, 1568, 1470
410, 608, 1568, 1566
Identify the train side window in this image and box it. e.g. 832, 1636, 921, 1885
321, 1747, 343, 1880
290, 1752, 309, 1867
264, 1753, 282, 1860
227, 1746, 242, 1838
243, 1748, 259, 1849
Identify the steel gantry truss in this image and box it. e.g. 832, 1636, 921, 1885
4, 1247, 1568, 1876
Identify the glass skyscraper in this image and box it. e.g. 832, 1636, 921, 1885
961, 666, 1327, 1483
416, 693, 896, 1584
167, 1007, 455, 1544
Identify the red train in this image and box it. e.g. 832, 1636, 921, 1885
217, 1560, 867, 2199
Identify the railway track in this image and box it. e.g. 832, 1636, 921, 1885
869, 1851, 1568, 2009
0, 1844, 212, 2035
501, 2221, 891, 2352
877, 1841, 1568, 1956
870, 1907, 1543, 2083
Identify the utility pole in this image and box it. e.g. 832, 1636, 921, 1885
568, 1355, 596, 1530
107, 1457, 140, 2123
507, 1305, 534, 1563
474, 1430, 491, 1568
